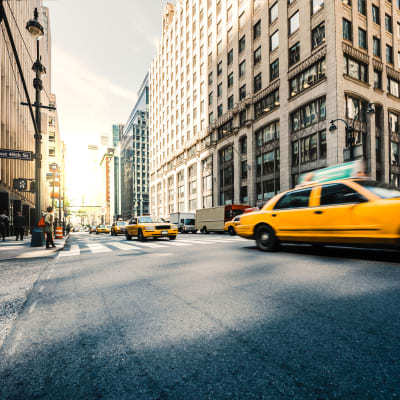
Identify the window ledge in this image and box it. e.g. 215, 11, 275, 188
387, 93, 400, 102
288, 77, 326, 102
373, 88, 384, 94
343, 74, 370, 88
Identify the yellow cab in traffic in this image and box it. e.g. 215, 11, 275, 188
125, 216, 178, 241
224, 216, 241, 236
96, 224, 110, 234
236, 161, 400, 251
111, 220, 127, 236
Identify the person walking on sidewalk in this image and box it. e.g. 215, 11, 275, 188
44, 207, 56, 249
0, 211, 9, 241
14, 212, 25, 241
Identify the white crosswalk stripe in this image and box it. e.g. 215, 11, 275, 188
107, 242, 140, 251
58, 244, 80, 258
86, 243, 112, 253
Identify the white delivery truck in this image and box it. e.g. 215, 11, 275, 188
169, 212, 197, 233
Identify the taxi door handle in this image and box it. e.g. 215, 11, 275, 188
272, 214, 277, 217
314, 210, 323, 215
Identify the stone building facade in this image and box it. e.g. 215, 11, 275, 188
150, 0, 400, 217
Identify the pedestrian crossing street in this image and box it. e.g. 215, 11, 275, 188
58, 235, 250, 258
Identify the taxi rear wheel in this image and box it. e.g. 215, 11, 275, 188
126, 233, 132, 240
228, 226, 236, 236
255, 225, 279, 252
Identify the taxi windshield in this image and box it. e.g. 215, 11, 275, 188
99, 225, 106, 228
356, 180, 400, 199
138, 217, 153, 224
116, 222, 126, 226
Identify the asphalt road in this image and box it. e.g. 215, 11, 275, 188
1, 232, 399, 399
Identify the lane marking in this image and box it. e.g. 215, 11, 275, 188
150, 253, 173, 257
129, 241, 169, 249
29, 300, 38, 314
58, 244, 80, 258
86, 243, 112, 253
164, 241, 192, 246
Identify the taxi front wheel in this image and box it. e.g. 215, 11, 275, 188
255, 225, 279, 252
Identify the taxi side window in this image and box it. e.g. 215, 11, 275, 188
320, 183, 367, 206
130, 218, 137, 225
274, 188, 312, 210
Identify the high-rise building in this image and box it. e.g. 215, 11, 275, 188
112, 124, 124, 220
150, 0, 400, 217
121, 74, 149, 219
0, 1, 54, 231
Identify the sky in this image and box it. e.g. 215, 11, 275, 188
42, 0, 166, 202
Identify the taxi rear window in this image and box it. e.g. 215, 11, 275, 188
356, 180, 400, 199
274, 188, 312, 210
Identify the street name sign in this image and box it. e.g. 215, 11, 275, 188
0, 149, 33, 161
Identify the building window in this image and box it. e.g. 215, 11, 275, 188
253, 20, 261, 39
254, 46, 262, 64
385, 14, 393, 33
373, 37, 381, 57
218, 104, 223, 117
217, 61, 223, 75
388, 77, 400, 97
254, 89, 279, 119
239, 109, 247, 126
208, 72, 213, 84
255, 121, 280, 147
239, 60, 246, 77
208, 92, 213, 105
289, 58, 326, 97
269, 2, 278, 23
270, 30, 279, 51
228, 95, 234, 109
239, 35, 245, 52
358, 0, 366, 15
291, 97, 326, 132
188, 164, 197, 212
209, 112, 213, 124
227, 49, 233, 65
289, 11, 299, 35
373, 70, 382, 89
312, 0, 324, 14
343, 19, 352, 41
240, 136, 247, 153
270, 59, 279, 80
358, 28, 367, 49
253, 73, 262, 93
240, 186, 248, 203
372, 5, 380, 24
387, 44, 393, 64
343, 55, 368, 83
241, 160, 248, 180
289, 42, 300, 66
219, 146, 234, 205
312, 23, 325, 49
239, 84, 246, 100
228, 72, 234, 88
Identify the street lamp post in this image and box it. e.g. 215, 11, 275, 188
26, 8, 46, 231
329, 102, 375, 161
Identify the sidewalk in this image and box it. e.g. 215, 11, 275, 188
0, 235, 69, 261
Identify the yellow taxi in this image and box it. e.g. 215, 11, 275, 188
236, 161, 400, 251
125, 216, 178, 241
224, 216, 241, 236
111, 221, 127, 236
96, 224, 110, 234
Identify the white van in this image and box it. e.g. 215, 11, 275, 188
170, 212, 196, 233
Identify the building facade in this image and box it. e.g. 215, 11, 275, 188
121, 75, 150, 219
150, 0, 400, 217
112, 124, 124, 220
0, 1, 55, 232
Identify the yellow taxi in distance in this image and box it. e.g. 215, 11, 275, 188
224, 216, 241, 236
96, 224, 110, 234
111, 221, 127, 236
236, 162, 400, 251
125, 216, 178, 241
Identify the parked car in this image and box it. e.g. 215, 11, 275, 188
89, 226, 96, 234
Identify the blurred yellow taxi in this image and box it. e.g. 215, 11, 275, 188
125, 216, 178, 241
224, 216, 241, 236
236, 162, 400, 251
96, 224, 110, 234
111, 221, 127, 236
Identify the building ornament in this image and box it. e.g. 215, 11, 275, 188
372, 58, 383, 72
390, 132, 400, 142
252, 79, 280, 103
342, 42, 369, 65
386, 65, 400, 82
288, 46, 327, 80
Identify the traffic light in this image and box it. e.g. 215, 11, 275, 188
13, 178, 28, 191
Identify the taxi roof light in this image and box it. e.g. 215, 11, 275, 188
297, 161, 368, 186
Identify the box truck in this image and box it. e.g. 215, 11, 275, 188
170, 212, 196, 233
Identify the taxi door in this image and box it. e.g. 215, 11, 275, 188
310, 182, 369, 243
271, 187, 315, 241
130, 218, 138, 237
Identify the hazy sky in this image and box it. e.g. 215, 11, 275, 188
42, 0, 166, 202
